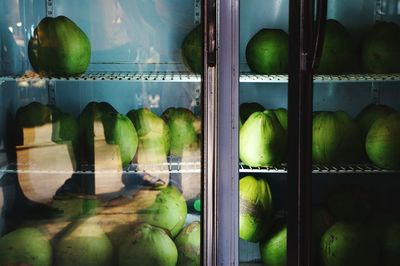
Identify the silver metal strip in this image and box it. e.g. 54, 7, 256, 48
215, 0, 240, 264
203, 67, 217, 266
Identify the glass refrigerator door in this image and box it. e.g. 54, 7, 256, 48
310, 1, 400, 266
0, 0, 212, 265
238, 0, 289, 265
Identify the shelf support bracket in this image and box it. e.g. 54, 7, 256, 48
47, 81, 56, 106
194, 0, 201, 25
46, 0, 55, 17
371, 82, 380, 104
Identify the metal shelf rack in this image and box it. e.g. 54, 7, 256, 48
3, 72, 400, 84
239, 72, 400, 83
239, 162, 400, 174
1, 71, 201, 83
0, 160, 201, 176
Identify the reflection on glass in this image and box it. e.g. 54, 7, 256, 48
0, 0, 203, 264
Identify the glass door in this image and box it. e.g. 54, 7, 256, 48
310, 1, 400, 266
237, 1, 290, 265
0, 0, 214, 265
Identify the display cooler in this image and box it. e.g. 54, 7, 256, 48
1, 0, 400, 265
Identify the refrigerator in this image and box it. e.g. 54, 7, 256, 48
1, 0, 400, 266
233, 0, 400, 265
0, 0, 210, 265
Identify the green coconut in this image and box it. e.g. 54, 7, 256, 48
101, 113, 138, 167
321, 222, 378, 266
137, 186, 187, 237
182, 25, 202, 73
362, 21, 400, 73
326, 184, 371, 222
311, 209, 334, 265
273, 108, 288, 131
246, 28, 289, 74
239, 175, 273, 242
239, 102, 265, 125
0, 227, 52, 266
366, 113, 400, 169
28, 16, 91, 76
316, 19, 355, 74
312, 111, 363, 163
119, 223, 178, 266
161, 107, 199, 157
16, 101, 52, 127
240, 110, 287, 167
356, 104, 397, 137
127, 108, 170, 163
259, 221, 287, 266
174, 221, 201, 266
55, 221, 113, 266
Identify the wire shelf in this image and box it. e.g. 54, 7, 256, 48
3, 72, 400, 84
0, 160, 201, 175
2, 71, 201, 83
240, 73, 289, 83
239, 162, 400, 174
1, 161, 398, 175
239, 73, 400, 83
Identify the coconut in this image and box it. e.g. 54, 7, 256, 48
259, 221, 287, 266
311, 209, 334, 265
0, 227, 52, 266
356, 104, 397, 137
312, 111, 363, 163
181, 25, 202, 73
119, 223, 178, 266
137, 186, 187, 237
239, 175, 273, 242
161, 107, 199, 157
239, 102, 265, 125
320, 222, 378, 266
55, 221, 113, 266
174, 221, 201, 266
240, 110, 287, 167
366, 113, 400, 169
127, 108, 170, 163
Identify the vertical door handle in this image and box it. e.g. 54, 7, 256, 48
312, 0, 328, 71
207, 0, 216, 66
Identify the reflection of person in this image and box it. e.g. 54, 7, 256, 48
88, 1, 130, 51
88, 0, 194, 65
